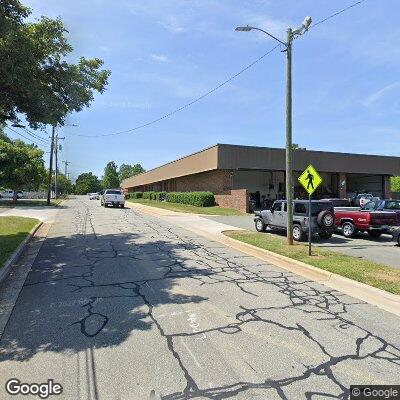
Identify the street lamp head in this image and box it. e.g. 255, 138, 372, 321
292, 16, 312, 36
235, 26, 252, 32
302, 16, 312, 32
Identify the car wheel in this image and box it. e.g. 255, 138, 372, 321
293, 225, 305, 241
318, 231, 332, 239
342, 222, 356, 238
368, 230, 382, 238
317, 210, 335, 228
120, 204, 124, 208
104, 203, 108, 208
255, 218, 266, 232
397, 235, 400, 246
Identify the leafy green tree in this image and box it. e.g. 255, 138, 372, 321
391, 176, 400, 193
75, 172, 101, 195
102, 161, 120, 188
0, 135, 46, 202
118, 163, 145, 183
0, 0, 110, 128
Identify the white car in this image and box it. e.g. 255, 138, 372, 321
89, 192, 99, 200
100, 189, 125, 208
0, 189, 23, 199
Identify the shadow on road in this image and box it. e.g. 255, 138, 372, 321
0, 230, 208, 362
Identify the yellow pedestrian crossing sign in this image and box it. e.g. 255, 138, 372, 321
298, 164, 322, 196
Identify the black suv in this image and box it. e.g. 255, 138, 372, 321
254, 200, 335, 241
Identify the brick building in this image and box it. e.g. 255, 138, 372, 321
121, 144, 400, 212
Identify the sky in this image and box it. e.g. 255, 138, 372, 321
7, 0, 400, 180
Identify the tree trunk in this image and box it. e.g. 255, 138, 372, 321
12, 188, 18, 204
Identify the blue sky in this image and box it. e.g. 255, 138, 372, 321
8, 0, 400, 180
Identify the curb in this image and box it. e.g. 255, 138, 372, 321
220, 231, 400, 317
0, 221, 43, 285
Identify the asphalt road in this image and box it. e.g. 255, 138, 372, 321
0, 198, 399, 399
205, 215, 400, 269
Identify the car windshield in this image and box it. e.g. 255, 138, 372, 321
363, 200, 378, 210
106, 190, 122, 195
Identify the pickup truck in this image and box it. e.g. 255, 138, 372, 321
100, 189, 125, 208
334, 208, 398, 238
363, 199, 400, 224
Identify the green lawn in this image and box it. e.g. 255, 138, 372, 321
225, 230, 400, 295
0, 216, 39, 268
0, 199, 62, 208
127, 198, 244, 216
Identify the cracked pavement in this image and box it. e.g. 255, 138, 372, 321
0, 197, 399, 399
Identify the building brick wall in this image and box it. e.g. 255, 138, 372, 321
215, 189, 249, 213
175, 170, 232, 194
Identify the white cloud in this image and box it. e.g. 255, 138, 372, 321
150, 53, 170, 63
362, 81, 400, 108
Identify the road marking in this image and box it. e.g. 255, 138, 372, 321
181, 339, 202, 370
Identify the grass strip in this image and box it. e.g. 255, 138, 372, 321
225, 230, 400, 295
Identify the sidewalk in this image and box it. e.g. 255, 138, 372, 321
126, 202, 400, 317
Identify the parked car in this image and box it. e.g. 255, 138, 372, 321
100, 189, 125, 208
0, 189, 23, 199
362, 199, 400, 224
89, 192, 99, 200
351, 193, 375, 207
334, 208, 398, 238
392, 227, 400, 245
254, 200, 335, 241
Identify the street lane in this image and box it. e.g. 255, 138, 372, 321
0, 197, 399, 399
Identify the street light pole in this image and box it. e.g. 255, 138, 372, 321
235, 17, 311, 245
286, 28, 294, 245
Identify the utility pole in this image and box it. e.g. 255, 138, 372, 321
286, 28, 294, 245
46, 125, 56, 206
63, 160, 70, 177
235, 16, 311, 245
54, 134, 65, 199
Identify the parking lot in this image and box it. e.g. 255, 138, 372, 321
204, 214, 400, 269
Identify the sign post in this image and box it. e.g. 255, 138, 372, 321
298, 164, 323, 256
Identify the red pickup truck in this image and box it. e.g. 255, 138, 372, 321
334, 209, 398, 238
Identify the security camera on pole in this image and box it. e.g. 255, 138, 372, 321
236, 16, 312, 245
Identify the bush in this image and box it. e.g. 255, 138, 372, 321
166, 191, 215, 207
143, 191, 155, 199
128, 192, 142, 199
155, 191, 167, 201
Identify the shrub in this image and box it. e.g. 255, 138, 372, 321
155, 191, 167, 201
166, 191, 215, 207
143, 191, 155, 199
128, 192, 142, 199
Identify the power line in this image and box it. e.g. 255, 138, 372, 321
22, 127, 50, 144
73, 0, 369, 139
22, 127, 50, 143
73, 44, 281, 138
6, 126, 49, 148
312, 0, 369, 29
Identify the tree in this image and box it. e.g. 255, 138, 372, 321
118, 163, 145, 183
0, 135, 46, 202
102, 161, 120, 188
40, 172, 73, 196
0, 0, 111, 128
75, 172, 101, 195
391, 176, 400, 193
